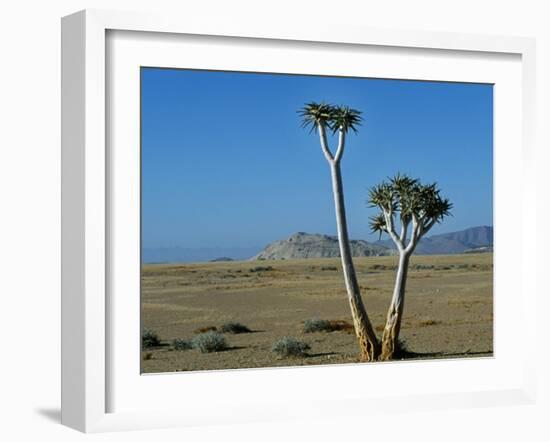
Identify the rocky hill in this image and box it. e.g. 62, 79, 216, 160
252, 232, 392, 260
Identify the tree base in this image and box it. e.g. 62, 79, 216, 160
357, 334, 380, 362
380, 327, 400, 361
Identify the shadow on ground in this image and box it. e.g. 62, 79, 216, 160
398, 349, 492, 360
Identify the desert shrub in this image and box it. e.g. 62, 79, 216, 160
371, 264, 384, 270
371, 264, 397, 271
192, 331, 228, 353
320, 266, 338, 271
418, 319, 442, 327
249, 266, 273, 273
172, 338, 193, 351
142, 352, 153, 361
142, 328, 161, 349
220, 322, 252, 334
413, 264, 434, 270
303, 318, 332, 333
193, 326, 217, 334
454, 264, 469, 269
304, 318, 354, 333
271, 337, 310, 357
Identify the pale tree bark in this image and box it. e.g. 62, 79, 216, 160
320, 124, 380, 361
380, 213, 435, 360
380, 251, 410, 360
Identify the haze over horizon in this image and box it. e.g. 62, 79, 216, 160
142, 224, 493, 263
142, 68, 493, 254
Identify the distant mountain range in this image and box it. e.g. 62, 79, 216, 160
142, 226, 493, 263
375, 225, 493, 255
253, 226, 493, 260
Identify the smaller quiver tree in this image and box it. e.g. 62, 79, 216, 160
368, 174, 452, 360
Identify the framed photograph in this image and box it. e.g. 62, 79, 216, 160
61, 9, 537, 433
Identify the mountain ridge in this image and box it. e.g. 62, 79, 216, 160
253, 226, 493, 260
252, 232, 393, 260
375, 225, 493, 255
142, 226, 493, 263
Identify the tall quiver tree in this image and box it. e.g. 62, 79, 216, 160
369, 174, 452, 360
299, 102, 380, 362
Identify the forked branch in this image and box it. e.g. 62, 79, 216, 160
369, 174, 452, 256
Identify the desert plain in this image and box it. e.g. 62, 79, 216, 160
141, 253, 493, 373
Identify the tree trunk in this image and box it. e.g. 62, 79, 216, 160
329, 163, 380, 361
381, 252, 410, 360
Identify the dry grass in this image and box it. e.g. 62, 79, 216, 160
141, 253, 493, 373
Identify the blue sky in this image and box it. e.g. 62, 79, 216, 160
141, 68, 493, 250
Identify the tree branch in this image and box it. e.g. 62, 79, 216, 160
405, 214, 422, 254
399, 217, 409, 245
383, 210, 404, 252
422, 218, 437, 236
317, 123, 334, 163
334, 128, 346, 164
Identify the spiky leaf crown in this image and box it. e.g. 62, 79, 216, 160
368, 173, 452, 235
299, 102, 363, 134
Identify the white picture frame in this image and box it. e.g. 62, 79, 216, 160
61, 9, 537, 433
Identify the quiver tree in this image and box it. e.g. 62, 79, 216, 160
369, 174, 452, 360
299, 102, 380, 361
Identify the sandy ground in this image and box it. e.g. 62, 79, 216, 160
141, 253, 493, 373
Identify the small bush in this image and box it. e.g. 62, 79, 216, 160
320, 266, 338, 271
249, 266, 273, 273
371, 264, 387, 271
435, 265, 452, 271
193, 326, 217, 334
220, 322, 252, 334
303, 318, 332, 333
418, 319, 442, 327
143, 352, 153, 360
142, 328, 161, 349
172, 338, 193, 351
271, 337, 310, 357
413, 264, 434, 270
304, 318, 354, 333
192, 331, 228, 353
